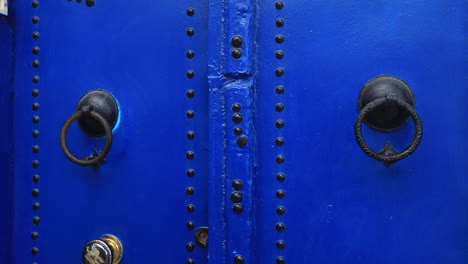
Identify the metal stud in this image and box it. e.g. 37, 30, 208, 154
32, 130, 40, 138
275, 50, 284, 59
275, 1, 284, 10
275, 68, 285, 77
276, 172, 286, 182
186, 151, 195, 160
187, 28, 195, 36
232, 103, 242, 112
32, 1, 39, 8
86, 0, 95, 7
187, 204, 195, 213
275, 85, 285, 94
187, 259, 195, 264
33, 175, 40, 183
276, 18, 285, 27
187, 221, 195, 230
234, 255, 245, 264
276, 189, 285, 198
186, 89, 195, 98
276, 240, 286, 249
230, 192, 243, 203
32, 216, 40, 225
275, 103, 284, 112
276, 256, 286, 264
232, 180, 243, 190
234, 126, 243, 135
187, 131, 195, 140
186, 8, 195, 16
232, 113, 243, 123
276, 206, 285, 215
231, 36, 243, 48
32, 160, 40, 168
232, 49, 243, 59
276, 223, 285, 231
33, 116, 40, 124
32, 76, 40, 83
186, 70, 195, 79
276, 155, 285, 164
32, 247, 39, 256
186, 187, 195, 195
32, 16, 40, 24
32, 60, 40, 68
33, 202, 40, 210
32, 103, 40, 111
186, 169, 195, 177
233, 203, 244, 214
237, 136, 249, 148
32, 145, 40, 153
31, 232, 39, 240
275, 34, 286, 44
186, 50, 195, 59
32, 32, 40, 39
32, 89, 40, 97
32, 189, 40, 197
186, 243, 195, 252
186, 110, 195, 119
275, 137, 285, 146
275, 120, 285, 128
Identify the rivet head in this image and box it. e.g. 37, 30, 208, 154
232, 103, 242, 112
32, 160, 40, 168
186, 243, 195, 252
276, 256, 286, 264
33, 202, 40, 210
231, 192, 243, 203
233, 126, 243, 135
275, 1, 284, 9
276, 206, 285, 215
275, 68, 285, 77
31, 232, 39, 240
32, 188, 40, 197
187, 28, 195, 36
32, 1, 39, 8
276, 172, 286, 181
32, 247, 39, 256
276, 189, 286, 198
237, 136, 249, 148
33, 116, 40, 124
276, 155, 285, 164
32, 89, 40, 97
186, 8, 195, 16
275, 120, 285, 128
86, 0, 96, 7
186, 221, 195, 230
186, 70, 195, 79
234, 255, 245, 264
186, 89, 195, 98
32, 103, 40, 111
275, 34, 286, 43
32, 130, 40, 138
32, 32, 40, 39
276, 18, 285, 27
276, 222, 286, 231
32, 216, 41, 225
186, 50, 195, 59
186, 110, 195, 119
232, 113, 243, 124
32, 145, 40, 153
32, 46, 40, 54
32, 76, 40, 83
32, 16, 40, 24
187, 204, 195, 213
231, 36, 243, 48
186, 131, 195, 140
275, 50, 285, 59
186, 187, 195, 195
276, 85, 285, 94
186, 151, 195, 160
233, 203, 244, 214
33, 174, 40, 183
32, 60, 40, 68
275, 137, 285, 146
232, 180, 243, 190
187, 259, 195, 264
275, 103, 285, 112
276, 240, 286, 249
232, 49, 243, 59
186, 169, 195, 177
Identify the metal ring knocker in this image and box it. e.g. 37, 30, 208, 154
60, 90, 118, 167
355, 75, 423, 166
60, 108, 113, 167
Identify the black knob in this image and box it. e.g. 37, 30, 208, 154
355, 75, 423, 167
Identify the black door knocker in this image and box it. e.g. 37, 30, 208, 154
60, 90, 119, 167
355, 75, 423, 167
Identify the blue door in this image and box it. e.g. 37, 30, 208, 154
1, 1, 466, 264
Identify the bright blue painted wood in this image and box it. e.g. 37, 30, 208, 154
255, 1, 467, 263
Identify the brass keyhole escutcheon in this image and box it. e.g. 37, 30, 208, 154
83, 234, 123, 264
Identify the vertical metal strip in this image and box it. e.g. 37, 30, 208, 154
208, 0, 257, 263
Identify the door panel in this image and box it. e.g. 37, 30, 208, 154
11, 1, 209, 263
255, 1, 467, 263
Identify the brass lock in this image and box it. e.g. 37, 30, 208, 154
83, 235, 123, 264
